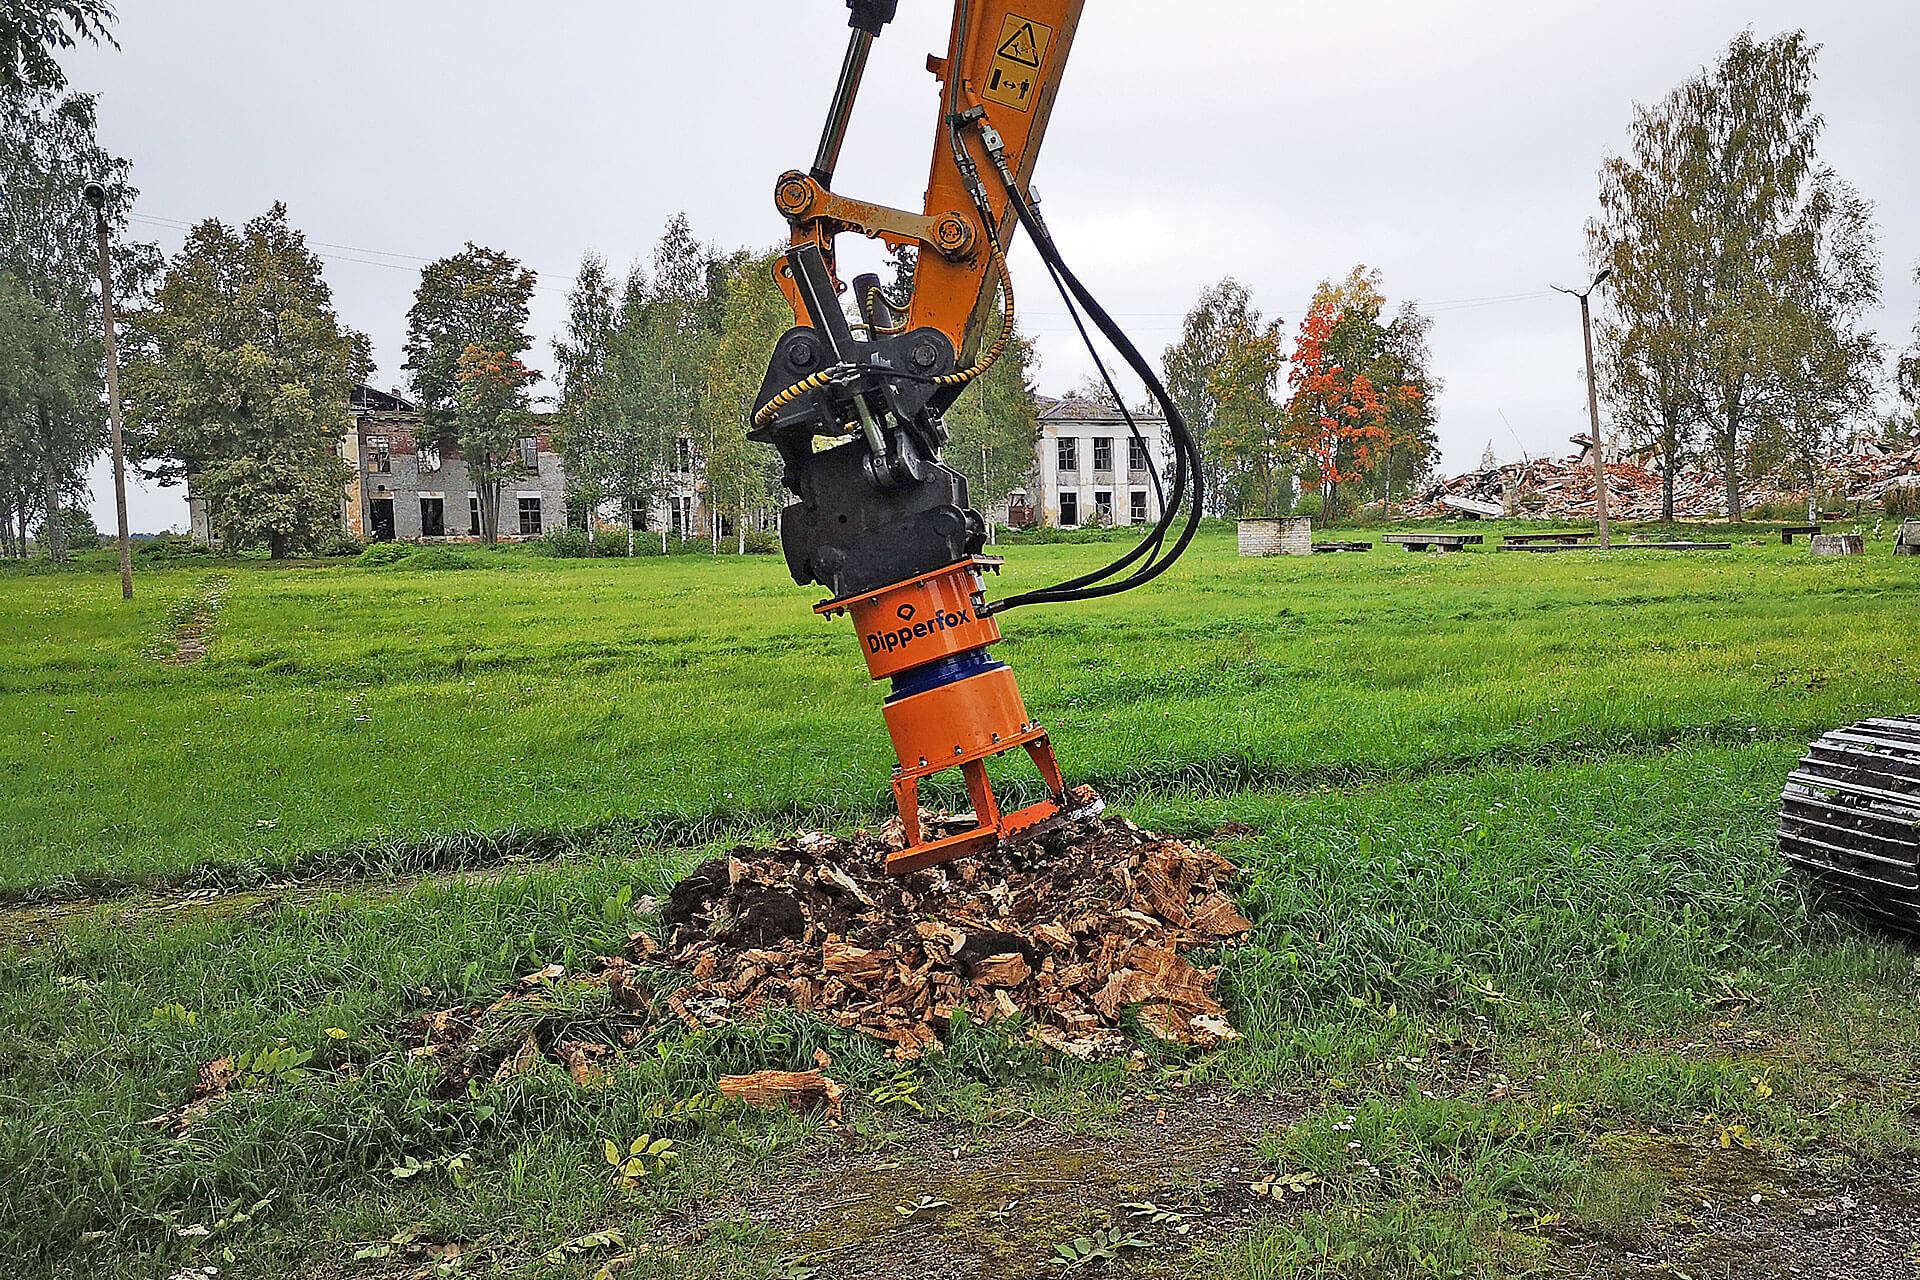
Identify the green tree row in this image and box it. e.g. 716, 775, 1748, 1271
1593, 29, 1912, 522
1163, 267, 1440, 523
548, 226, 1038, 553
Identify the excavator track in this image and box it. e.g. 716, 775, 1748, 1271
1779, 716, 1920, 934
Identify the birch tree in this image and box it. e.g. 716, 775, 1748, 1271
0, 0, 117, 96
552, 252, 616, 539
1594, 95, 1711, 520
0, 88, 153, 555
1163, 278, 1286, 518
700, 249, 786, 552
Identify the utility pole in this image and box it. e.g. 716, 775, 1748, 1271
981, 443, 994, 545
85, 180, 134, 599
1553, 268, 1612, 549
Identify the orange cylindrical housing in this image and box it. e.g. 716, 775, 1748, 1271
817, 559, 1005, 681
880, 664, 1031, 771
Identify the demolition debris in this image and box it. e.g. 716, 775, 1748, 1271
1407, 443, 1920, 522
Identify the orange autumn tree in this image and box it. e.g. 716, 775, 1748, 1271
1281, 269, 1425, 522
455, 343, 538, 543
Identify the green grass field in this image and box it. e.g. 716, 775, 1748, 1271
2, 526, 1917, 1278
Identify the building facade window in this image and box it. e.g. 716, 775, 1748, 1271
469, 495, 482, 534
1128, 437, 1149, 472
1059, 491, 1078, 526
1056, 437, 1077, 473
366, 435, 391, 473
518, 437, 539, 470
517, 496, 543, 535
420, 496, 444, 537
1092, 436, 1113, 473
1094, 490, 1113, 523
675, 438, 694, 473
630, 504, 646, 532
1130, 490, 1148, 524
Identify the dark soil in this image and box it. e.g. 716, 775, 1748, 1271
673, 1087, 1306, 1280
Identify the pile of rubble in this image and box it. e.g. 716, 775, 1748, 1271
1405, 443, 1920, 522
373, 815, 1250, 1098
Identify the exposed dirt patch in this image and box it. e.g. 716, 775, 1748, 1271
676, 1087, 1306, 1280
1559, 1138, 1920, 1279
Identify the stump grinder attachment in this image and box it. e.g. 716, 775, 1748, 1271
1779, 716, 1920, 934
748, 1, 1202, 874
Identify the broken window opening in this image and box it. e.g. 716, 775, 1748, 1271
1059, 491, 1078, 526
369, 497, 395, 541
420, 497, 444, 538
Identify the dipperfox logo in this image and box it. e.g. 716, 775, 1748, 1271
867, 602, 972, 654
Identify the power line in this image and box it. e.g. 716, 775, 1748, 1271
126, 213, 568, 294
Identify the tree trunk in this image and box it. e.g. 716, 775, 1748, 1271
269, 531, 286, 560
1322, 479, 1339, 525
39, 427, 66, 561
481, 477, 500, 544
1660, 414, 1677, 522
1721, 398, 1742, 522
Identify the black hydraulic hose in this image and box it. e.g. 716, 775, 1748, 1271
983, 164, 1206, 614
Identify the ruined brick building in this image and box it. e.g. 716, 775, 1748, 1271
187, 386, 713, 544
338, 387, 569, 541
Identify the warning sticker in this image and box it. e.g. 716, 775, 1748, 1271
981, 13, 1053, 112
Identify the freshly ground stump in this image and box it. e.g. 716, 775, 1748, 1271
364, 815, 1254, 1101
652, 814, 1253, 1060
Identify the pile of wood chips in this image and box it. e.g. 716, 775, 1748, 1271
645, 813, 1252, 1061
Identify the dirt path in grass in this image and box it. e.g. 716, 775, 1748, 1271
0, 866, 537, 948
667, 1092, 1919, 1280
674, 1087, 1304, 1280
158, 574, 229, 667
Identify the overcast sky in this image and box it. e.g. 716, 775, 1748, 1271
63, 0, 1920, 532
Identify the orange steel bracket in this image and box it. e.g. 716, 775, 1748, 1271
774, 0, 1086, 364
817, 557, 1094, 874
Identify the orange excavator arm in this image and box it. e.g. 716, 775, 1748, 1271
771, 1, 1084, 367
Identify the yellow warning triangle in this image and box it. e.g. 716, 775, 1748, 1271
998, 22, 1041, 67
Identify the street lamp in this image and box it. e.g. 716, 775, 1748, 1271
1551, 267, 1612, 549
84, 179, 134, 599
